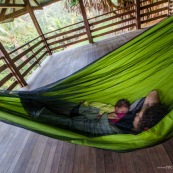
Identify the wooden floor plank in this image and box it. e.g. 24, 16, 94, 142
37, 138, 55, 173
96, 149, 105, 173
0, 123, 11, 144
50, 141, 64, 173
130, 149, 156, 173
111, 152, 137, 173
24, 135, 48, 173
57, 142, 76, 173
73, 145, 96, 173
145, 145, 173, 173
12, 132, 39, 173
6, 131, 31, 173
104, 150, 119, 173
162, 138, 173, 164
0, 127, 21, 169
43, 139, 58, 173
0, 126, 17, 164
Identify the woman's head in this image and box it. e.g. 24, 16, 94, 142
133, 104, 168, 133
115, 99, 130, 114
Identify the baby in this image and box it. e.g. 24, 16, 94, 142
108, 99, 130, 124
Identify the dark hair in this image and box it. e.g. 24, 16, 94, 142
115, 99, 130, 109
135, 103, 168, 133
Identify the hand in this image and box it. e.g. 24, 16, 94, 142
107, 113, 119, 119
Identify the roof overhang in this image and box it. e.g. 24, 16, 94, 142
0, 0, 60, 23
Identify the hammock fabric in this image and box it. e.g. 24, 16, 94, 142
1, 16, 173, 152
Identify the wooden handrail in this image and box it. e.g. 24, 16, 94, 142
48, 32, 87, 46
18, 46, 47, 70
0, 64, 7, 72
12, 40, 43, 62
90, 10, 135, 26
9, 35, 41, 55
51, 38, 88, 51
0, 73, 13, 87
140, 7, 168, 17
91, 17, 135, 32
140, 0, 168, 10
22, 51, 47, 77
141, 14, 168, 23
7, 81, 18, 90
88, 4, 135, 21
0, 42, 27, 87
92, 23, 136, 38
46, 26, 85, 41
44, 21, 84, 36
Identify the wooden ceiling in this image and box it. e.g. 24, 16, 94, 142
0, 0, 60, 23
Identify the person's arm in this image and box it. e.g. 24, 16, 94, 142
142, 90, 160, 109
107, 112, 119, 119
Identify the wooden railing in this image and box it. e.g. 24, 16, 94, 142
44, 21, 88, 53
140, 0, 169, 27
0, 36, 48, 90
0, 55, 19, 90
89, 4, 136, 39
0, 0, 171, 90
169, 0, 173, 15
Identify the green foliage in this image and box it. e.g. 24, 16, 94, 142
70, 0, 79, 7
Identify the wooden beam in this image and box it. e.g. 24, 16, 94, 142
0, 42, 27, 87
0, 0, 58, 22
0, 6, 43, 22
1, 0, 10, 16
23, 0, 52, 55
0, 3, 25, 8
79, 0, 93, 43
135, 0, 141, 29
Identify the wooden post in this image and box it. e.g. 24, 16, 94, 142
135, 0, 141, 29
0, 42, 27, 87
23, 0, 52, 55
168, 0, 171, 16
79, 0, 93, 43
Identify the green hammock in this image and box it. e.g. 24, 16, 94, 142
1, 16, 173, 152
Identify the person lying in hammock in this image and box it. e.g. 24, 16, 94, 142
26, 90, 167, 137
71, 99, 131, 125
107, 99, 130, 125
115, 90, 168, 134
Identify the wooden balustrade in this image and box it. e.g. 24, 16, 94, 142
0, 57, 19, 90
140, 0, 168, 27
0, 36, 48, 90
0, 0, 171, 90
45, 22, 87, 52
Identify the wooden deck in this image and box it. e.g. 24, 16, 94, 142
1, 30, 173, 173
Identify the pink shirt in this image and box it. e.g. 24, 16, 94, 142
109, 113, 126, 124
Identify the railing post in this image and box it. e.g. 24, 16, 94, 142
0, 42, 27, 87
23, 0, 52, 55
168, 0, 171, 16
79, 0, 93, 43
135, 0, 141, 29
